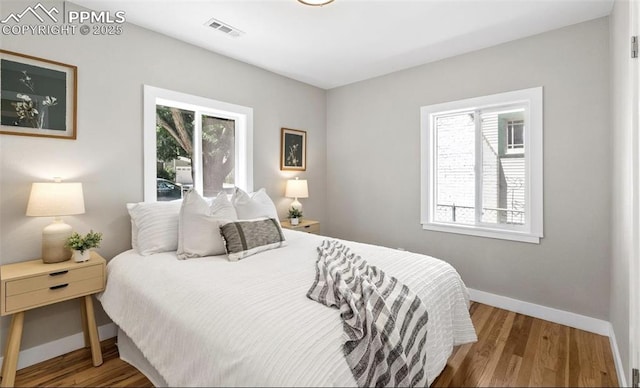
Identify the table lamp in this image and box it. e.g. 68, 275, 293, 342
26, 179, 85, 263
285, 177, 309, 211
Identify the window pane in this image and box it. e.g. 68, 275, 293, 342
202, 115, 235, 197
512, 120, 524, 148
434, 112, 476, 224
482, 109, 525, 224
156, 105, 194, 201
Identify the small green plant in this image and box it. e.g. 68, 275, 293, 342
65, 230, 103, 253
288, 207, 303, 219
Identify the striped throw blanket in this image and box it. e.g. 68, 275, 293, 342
307, 240, 430, 387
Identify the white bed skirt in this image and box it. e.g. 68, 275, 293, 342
117, 328, 168, 387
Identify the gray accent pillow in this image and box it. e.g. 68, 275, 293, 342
220, 218, 287, 261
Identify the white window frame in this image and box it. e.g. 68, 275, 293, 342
420, 87, 543, 244
143, 85, 253, 201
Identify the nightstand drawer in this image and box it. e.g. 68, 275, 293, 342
4, 276, 104, 314
281, 219, 320, 235
300, 223, 320, 234
5, 265, 103, 296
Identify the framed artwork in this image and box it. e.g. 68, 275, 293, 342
0, 49, 77, 139
281, 128, 306, 171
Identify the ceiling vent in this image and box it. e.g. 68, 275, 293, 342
205, 17, 244, 38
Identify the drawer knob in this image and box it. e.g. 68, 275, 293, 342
50, 283, 69, 290
49, 270, 69, 277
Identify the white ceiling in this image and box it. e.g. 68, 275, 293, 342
74, 0, 614, 89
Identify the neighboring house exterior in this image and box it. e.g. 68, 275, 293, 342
436, 110, 525, 225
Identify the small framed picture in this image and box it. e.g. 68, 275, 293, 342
281, 128, 306, 171
0, 49, 77, 140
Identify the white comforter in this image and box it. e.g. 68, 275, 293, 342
98, 230, 477, 387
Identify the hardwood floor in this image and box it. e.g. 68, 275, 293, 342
12, 338, 152, 387
432, 303, 618, 387
9, 302, 617, 387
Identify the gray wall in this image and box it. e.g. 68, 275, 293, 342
326, 18, 611, 320
609, 0, 633, 383
0, 1, 326, 351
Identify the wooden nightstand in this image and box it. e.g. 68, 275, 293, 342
280, 219, 320, 234
0, 252, 106, 387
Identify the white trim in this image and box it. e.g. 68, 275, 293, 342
0, 323, 116, 371
468, 288, 609, 335
631, 0, 640, 381
143, 86, 158, 202
420, 87, 543, 244
609, 324, 628, 387
422, 222, 540, 243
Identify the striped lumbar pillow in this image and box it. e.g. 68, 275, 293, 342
219, 218, 287, 261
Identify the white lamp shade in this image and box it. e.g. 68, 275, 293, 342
26, 182, 85, 217
285, 179, 309, 199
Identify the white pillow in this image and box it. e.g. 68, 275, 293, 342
177, 190, 237, 259
231, 188, 279, 223
127, 201, 182, 255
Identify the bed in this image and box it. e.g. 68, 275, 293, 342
98, 228, 477, 387
101, 186, 476, 386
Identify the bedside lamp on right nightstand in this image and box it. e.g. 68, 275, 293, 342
285, 177, 308, 212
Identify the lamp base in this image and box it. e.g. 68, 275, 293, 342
291, 198, 302, 212
42, 219, 72, 263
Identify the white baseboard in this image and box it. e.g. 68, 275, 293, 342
468, 288, 626, 386
0, 322, 116, 371
608, 324, 628, 387
468, 288, 610, 336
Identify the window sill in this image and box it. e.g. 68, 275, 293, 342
421, 222, 541, 244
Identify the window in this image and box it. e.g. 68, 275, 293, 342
420, 87, 543, 243
144, 85, 253, 201
506, 119, 524, 154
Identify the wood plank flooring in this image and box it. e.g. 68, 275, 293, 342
11, 338, 152, 387
432, 303, 618, 387
9, 302, 617, 387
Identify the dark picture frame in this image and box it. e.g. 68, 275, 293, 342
0, 49, 77, 140
280, 128, 306, 171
